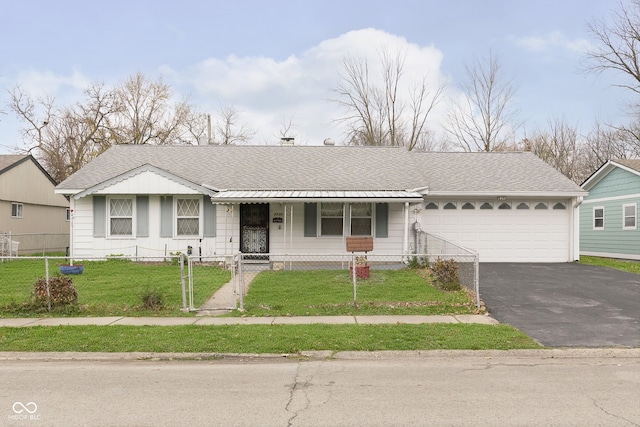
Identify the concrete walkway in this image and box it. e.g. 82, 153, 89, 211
0, 314, 498, 327
196, 272, 258, 315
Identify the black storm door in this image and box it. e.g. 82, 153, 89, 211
240, 204, 269, 255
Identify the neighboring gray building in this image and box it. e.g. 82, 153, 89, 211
580, 159, 640, 261
55, 144, 586, 262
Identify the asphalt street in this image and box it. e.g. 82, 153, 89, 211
1, 350, 639, 427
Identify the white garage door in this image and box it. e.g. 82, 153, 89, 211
421, 201, 571, 262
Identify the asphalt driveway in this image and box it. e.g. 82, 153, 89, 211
480, 263, 640, 348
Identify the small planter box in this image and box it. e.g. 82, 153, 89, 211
59, 265, 84, 275
349, 264, 370, 279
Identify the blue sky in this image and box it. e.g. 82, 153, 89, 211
0, 0, 632, 153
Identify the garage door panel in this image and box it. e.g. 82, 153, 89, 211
421, 202, 570, 262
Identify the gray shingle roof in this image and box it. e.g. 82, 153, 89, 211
410, 151, 585, 194
0, 155, 29, 174
56, 144, 585, 195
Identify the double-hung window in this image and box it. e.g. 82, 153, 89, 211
593, 206, 604, 230
623, 203, 637, 230
109, 197, 134, 236
320, 202, 344, 236
350, 203, 373, 236
176, 197, 200, 236
11, 202, 23, 218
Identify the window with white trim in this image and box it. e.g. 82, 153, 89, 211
623, 203, 637, 230
11, 202, 23, 218
176, 197, 200, 236
350, 203, 373, 236
593, 206, 604, 230
320, 202, 344, 236
109, 197, 134, 236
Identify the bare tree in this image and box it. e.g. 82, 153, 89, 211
445, 51, 519, 152
585, 0, 640, 151
8, 73, 199, 181
110, 72, 193, 145
524, 118, 585, 183
8, 84, 116, 182
586, 1, 640, 96
332, 49, 444, 150
212, 105, 254, 145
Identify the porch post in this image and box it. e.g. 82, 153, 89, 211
403, 202, 410, 254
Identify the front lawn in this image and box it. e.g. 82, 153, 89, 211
0, 258, 230, 317
579, 256, 640, 274
234, 269, 479, 316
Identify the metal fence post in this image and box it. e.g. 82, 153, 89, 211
239, 253, 244, 311
45, 257, 51, 312
179, 253, 186, 310
352, 253, 357, 308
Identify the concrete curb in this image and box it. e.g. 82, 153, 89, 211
0, 348, 639, 362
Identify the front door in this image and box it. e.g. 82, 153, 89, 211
240, 204, 269, 256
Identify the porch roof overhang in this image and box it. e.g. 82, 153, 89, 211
209, 190, 425, 204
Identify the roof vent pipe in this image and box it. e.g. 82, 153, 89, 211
280, 137, 295, 146
323, 138, 335, 146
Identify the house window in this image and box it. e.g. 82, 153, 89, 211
534, 202, 548, 210
109, 197, 134, 236
425, 202, 438, 210
350, 203, 372, 236
320, 202, 344, 236
66, 208, 70, 222
498, 202, 511, 210
516, 202, 529, 210
593, 207, 604, 230
480, 202, 493, 210
176, 197, 200, 236
11, 203, 23, 218
553, 202, 566, 210
461, 202, 475, 209
623, 203, 637, 230
443, 202, 457, 210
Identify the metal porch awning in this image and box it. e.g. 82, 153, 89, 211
209, 190, 424, 204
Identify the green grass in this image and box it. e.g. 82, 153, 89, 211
234, 269, 478, 317
0, 324, 541, 352
579, 256, 640, 274
0, 258, 230, 317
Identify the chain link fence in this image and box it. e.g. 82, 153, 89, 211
0, 232, 70, 256
236, 245, 480, 310
0, 254, 230, 313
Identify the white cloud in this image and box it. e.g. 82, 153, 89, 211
165, 28, 447, 145
13, 68, 91, 100
511, 31, 593, 53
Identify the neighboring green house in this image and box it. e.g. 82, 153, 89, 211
580, 159, 640, 260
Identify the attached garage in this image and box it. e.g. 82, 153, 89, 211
420, 199, 574, 262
